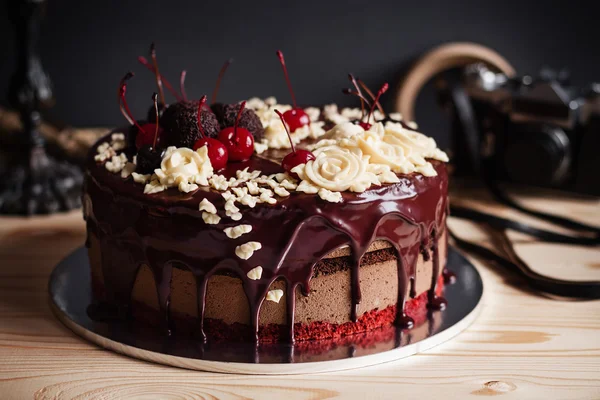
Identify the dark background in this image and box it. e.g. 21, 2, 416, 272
1, 0, 599, 147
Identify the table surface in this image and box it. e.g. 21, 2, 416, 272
0, 188, 599, 400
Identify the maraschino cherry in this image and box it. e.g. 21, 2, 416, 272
180, 70, 188, 102
193, 96, 228, 170
211, 58, 233, 105
274, 109, 315, 177
138, 55, 182, 102
149, 43, 166, 106
117, 72, 164, 149
276, 50, 310, 132
358, 78, 385, 117
217, 101, 254, 162
342, 82, 388, 130
137, 93, 165, 174
342, 87, 372, 129
348, 73, 366, 121
363, 83, 389, 129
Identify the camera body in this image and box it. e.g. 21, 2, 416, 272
451, 64, 600, 196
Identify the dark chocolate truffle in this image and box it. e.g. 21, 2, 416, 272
220, 103, 265, 140
159, 101, 220, 148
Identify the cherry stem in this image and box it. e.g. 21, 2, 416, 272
358, 79, 385, 116
276, 50, 297, 108
118, 72, 145, 132
211, 58, 233, 104
233, 100, 247, 140
180, 71, 188, 102
152, 92, 159, 148
348, 74, 365, 119
150, 43, 166, 106
197, 95, 208, 139
137, 56, 182, 102
342, 88, 372, 111
367, 83, 389, 124
274, 109, 295, 153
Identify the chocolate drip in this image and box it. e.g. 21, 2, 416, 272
394, 254, 414, 328
286, 281, 296, 342
84, 134, 449, 343
153, 262, 173, 335
195, 275, 209, 342
409, 277, 416, 299
427, 235, 448, 311
443, 268, 457, 284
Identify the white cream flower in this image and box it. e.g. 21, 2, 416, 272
299, 145, 377, 193
153, 146, 214, 193
341, 123, 414, 174
383, 122, 448, 176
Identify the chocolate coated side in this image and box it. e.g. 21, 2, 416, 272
83, 134, 449, 343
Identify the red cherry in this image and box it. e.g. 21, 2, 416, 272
275, 50, 310, 132
358, 121, 372, 130
218, 126, 254, 161
282, 149, 315, 173
193, 137, 228, 170
274, 109, 315, 177
283, 108, 310, 132
135, 123, 164, 149
195, 95, 229, 169
217, 100, 254, 162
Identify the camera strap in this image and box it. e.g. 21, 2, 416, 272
449, 86, 600, 299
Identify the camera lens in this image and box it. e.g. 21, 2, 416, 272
503, 125, 571, 187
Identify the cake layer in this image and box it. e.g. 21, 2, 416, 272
89, 231, 446, 341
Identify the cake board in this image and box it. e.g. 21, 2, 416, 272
49, 246, 483, 374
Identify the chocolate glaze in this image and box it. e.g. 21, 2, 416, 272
83, 132, 449, 343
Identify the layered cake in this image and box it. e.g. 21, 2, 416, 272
84, 47, 450, 344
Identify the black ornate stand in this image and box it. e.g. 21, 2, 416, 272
0, 0, 82, 215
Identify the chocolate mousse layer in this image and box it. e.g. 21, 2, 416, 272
89, 231, 446, 341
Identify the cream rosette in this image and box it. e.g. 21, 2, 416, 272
340, 123, 416, 174
152, 146, 214, 193
383, 122, 449, 170
294, 145, 377, 193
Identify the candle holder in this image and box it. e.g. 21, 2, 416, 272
0, 0, 83, 215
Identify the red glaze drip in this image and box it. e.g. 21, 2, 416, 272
84, 132, 449, 343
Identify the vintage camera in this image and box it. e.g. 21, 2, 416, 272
451, 64, 600, 196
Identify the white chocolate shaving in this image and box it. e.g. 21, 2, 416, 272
199, 198, 217, 214
235, 241, 262, 260
202, 212, 221, 225
266, 289, 284, 303
224, 224, 253, 239
246, 266, 263, 280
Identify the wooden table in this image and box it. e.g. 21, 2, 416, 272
0, 190, 599, 399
